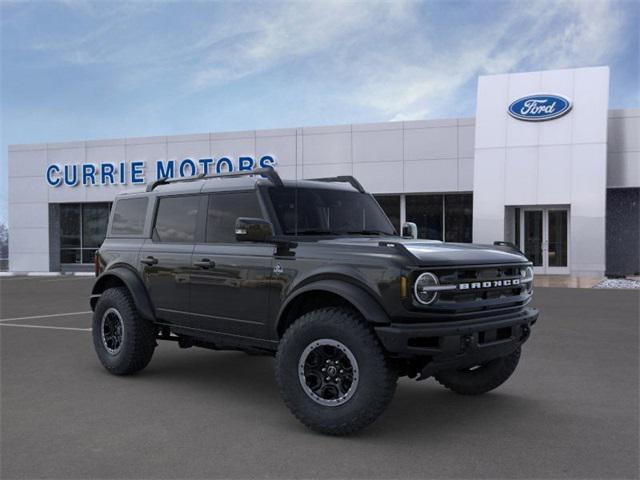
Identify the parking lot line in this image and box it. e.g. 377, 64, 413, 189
0, 311, 92, 323
0, 323, 91, 332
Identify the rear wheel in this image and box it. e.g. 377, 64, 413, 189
434, 348, 521, 395
276, 307, 397, 435
92, 287, 156, 375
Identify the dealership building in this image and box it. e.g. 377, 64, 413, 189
7, 66, 640, 276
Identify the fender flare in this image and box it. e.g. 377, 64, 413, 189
277, 279, 390, 334
90, 266, 156, 321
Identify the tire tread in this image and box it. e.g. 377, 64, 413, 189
276, 307, 397, 435
93, 287, 156, 375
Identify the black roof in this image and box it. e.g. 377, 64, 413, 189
115, 168, 365, 198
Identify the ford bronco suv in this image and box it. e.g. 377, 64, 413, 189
91, 167, 538, 435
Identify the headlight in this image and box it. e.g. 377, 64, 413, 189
521, 266, 534, 291
414, 272, 440, 305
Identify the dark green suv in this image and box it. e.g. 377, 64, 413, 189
91, 167, 538, 435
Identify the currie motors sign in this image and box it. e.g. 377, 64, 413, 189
508, 94, 572, 121
45, 155, 276, 187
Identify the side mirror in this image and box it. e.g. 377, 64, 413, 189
401, 222, 418, 239
235, 217, 274, 242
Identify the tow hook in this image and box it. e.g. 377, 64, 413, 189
521, 326, 531, 341
460, 335, 472, 353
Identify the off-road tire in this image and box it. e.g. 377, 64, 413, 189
276, 307, 397, 435
92, 287, 156, 375
434, 348, 521, 395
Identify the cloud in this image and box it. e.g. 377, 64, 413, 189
3, 0, 632, 122
189, 1, 414, 91
349, 0, 626, 121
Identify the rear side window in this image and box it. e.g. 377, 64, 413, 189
206, 191, 263, 243
110, 197, 148, 236
154, 195, 200, 243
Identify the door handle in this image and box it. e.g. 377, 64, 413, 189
193, 259, 215, 269
141, 256, 158, 266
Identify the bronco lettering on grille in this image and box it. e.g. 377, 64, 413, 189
458, 278, 521, 290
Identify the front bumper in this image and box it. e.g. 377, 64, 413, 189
375, 307, 538, 378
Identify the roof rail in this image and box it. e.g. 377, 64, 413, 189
146, 167, 283, 192
306, 175, 366, 193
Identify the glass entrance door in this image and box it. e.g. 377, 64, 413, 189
519, 208, 569, 274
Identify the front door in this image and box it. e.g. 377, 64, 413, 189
188, 191, 273, 340
519, 207, 569, 274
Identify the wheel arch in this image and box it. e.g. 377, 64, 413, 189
276, 279, 390, 338
90, 266, 156, 321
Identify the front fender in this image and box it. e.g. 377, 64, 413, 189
90, 266, 156, 321
277, 279, 390, 332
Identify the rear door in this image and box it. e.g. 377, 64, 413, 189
139, 194, 204, 326
189, 190, 274, 339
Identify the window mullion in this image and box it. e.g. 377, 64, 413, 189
442, 195, 446, 242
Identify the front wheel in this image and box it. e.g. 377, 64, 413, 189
275, 307, 397, 436
92, 287, 157, 375
434, 348, 521, 395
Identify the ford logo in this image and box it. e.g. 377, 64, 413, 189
508, 94, 572, 121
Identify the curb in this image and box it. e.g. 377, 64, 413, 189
0, 272, 95, 277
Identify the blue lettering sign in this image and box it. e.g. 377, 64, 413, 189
179, 158, 197, 177
131, 161, 145, 184
259, 155, 275, 168
82, 164, 97, 185
199, 158, 213, 175
239, 156, 254, 171
157, 160, 175, 179
46, 164, 61, 187
46, 155, 277, 187
64, 164, 78, 186
119, 161, 127, 184
101, 163, 115, 185
216, 157, 234, 173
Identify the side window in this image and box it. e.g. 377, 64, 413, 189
153, 195, 200, 243
206, 191, 263, 243
110, 197, 148, 236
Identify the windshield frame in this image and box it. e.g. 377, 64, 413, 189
261, 184, 397, 238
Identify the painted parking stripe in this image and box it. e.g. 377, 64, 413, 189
0, 311, 92, 323
0, 323, 91, 332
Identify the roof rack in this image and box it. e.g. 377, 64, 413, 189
146, 167, 283, 192
306, 175, 365, 193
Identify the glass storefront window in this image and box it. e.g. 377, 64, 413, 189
60, 204, 81, 248
83, 204, 111, 248
444, 194, 473, 243
374, 195, 400, 233
405, 193, 473, 242
406, 194, 443, 240
60, 203, 111, 264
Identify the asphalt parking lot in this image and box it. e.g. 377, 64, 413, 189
1, 277, 638, 479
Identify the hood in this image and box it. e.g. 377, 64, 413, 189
317, 236, 528, 267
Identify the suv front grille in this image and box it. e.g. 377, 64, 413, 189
419, 264, 532, 318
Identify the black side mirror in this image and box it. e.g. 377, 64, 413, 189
235, 217, 274, 242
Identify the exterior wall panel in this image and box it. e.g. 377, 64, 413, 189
5, 66, 637, 274
473, 66, 610, 276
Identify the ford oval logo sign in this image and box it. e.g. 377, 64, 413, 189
508, 94, 572, 121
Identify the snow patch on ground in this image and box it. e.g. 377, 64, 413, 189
593, 278, 640, 289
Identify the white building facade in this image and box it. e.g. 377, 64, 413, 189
8, 66, 640, 276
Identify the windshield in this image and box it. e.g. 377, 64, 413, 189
268, 187, 396, 236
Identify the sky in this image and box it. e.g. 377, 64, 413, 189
1, 0, 638, 225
